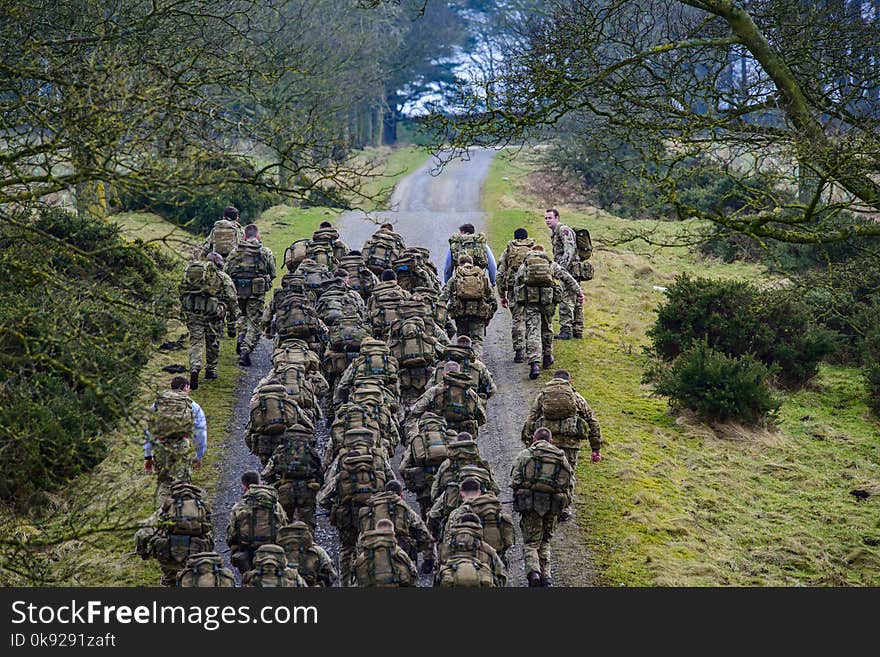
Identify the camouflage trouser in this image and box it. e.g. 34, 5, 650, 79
159, 562, 182, 587
153, 437, 193, 500
524, 304, 554, 364
520, 510, 558, 579
278, 482, 319, 532
337, 524, 359, 587
557, 282, 584, 335
510, 298, 526, 351
562, 446, 580, 510
453, 315, 486, 360
185, 313, 222, 374
236, 295, 266, 354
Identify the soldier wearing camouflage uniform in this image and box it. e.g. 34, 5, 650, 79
225, 223, 276, 367
497, 227, 536, 363
513, 245, 581, 379
277, 521, 338, 586
143, 376, 207, 500
430, 335, 496, 408
511, 428, 574, 587
439, 254, 497, 359
226, 471, 288, 574
545, 208, 584, 339
261, 424, 323, 531
406, 361, 486, 438
201, 206, 244, 258
178, 252, 238, 390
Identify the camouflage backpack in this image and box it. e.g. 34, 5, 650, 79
435, 463, 496, 517
322, 349, 359, 377
357, 492, 410, 537
271, 432, 320, 484
438, 373, 479, 423
297, 258, 333, 292
272, 364, 316, 412
159, 482, 213, 537
227, 241, 269, 298
283, 238, 310, 272
231, 485, 283, 548
148, 390, 193, 439
327, 314, 370, 351
249, 384, 304, 435
315, 290, 350, 326
454, 262, 487, 301
354, 339, 397, 382
449, 232, 489, 269
365, 230, 403, 272
179, 261, 222, 314
523, 253, 553, 287
329, 406, 380, 464
463, 493, 515, 556
369, 283, 407, 335
408, 413, 452, 468
505, 238, 536, 281
392, 253, 423, 291
210, 219, 239, 257
176, 552, 235, 587
354, 529, 415, 587
338, 254, 375, 297
277, 523, 326, 586
275, 293, 319, 340
272, 339, 319, 373
389, 316, 435, 368
305, 240, 335, 269
541, 378, 579, 420
241, 544, 306, 588
437, 520, 496, 587
436, 554, 496, 588
520, 442, 573, 495
337, 451, 387, 507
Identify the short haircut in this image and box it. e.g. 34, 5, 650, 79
456, 335, 472, 347
460, 478, 481, 493
244, 224, 259, 239
459, 223, 475, 234
381, 269, 397, 281
533, 244, 545, 251
456, 431, 473, 442
379, 223, 394, 230
206, 252, 224, 266
457, 254, 474, 266
443, 361, 461, 374
533, 427, 553, 443
459, 512, 482, 526
319, 221, 332, 228
514, 228, 528, 239
170, 376, 189, 390
545, 208, 559, 218
553, 370, 572, 381
348, 249, 361, 256
385, 480, 403, 494
223, 206, 239, 220
375, 519, 395, 532
241, 471, 260, 487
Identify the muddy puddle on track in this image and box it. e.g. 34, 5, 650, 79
212, 149, 595, 586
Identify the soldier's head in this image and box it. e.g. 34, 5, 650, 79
457, 254, 474, 267
532, 244, 545, 252
375, 518, 395, 534
223, 206, 239, 221
460, 477, 481, 502
459, 223, 475, 235
443, 361, 461, 377
379, 222, 395, 231
319, 220, 333, 229
544, 208, 560, 229
514, 227, 528, 240
532, 427, 553, 445
170, 376, 190, 392
244, 224, 259, 240
385, 480, 404, 498
348, 249, 362, 256
455, 335, 473, 350
381, 269, 397, 282
456, 431, 473, 443
553, 370, 572, 382
206, 251, 224, 268
241, 470, 260, 492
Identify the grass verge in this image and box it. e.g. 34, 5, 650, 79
484, 148, 880, 586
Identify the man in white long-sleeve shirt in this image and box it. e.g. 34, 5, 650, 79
143, 375, 208, 499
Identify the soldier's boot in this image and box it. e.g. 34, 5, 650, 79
238, 351, 251, 367
529, 363, 540, 380
560, 507, 573, 522
541, 575, 553, 587
204, 369, 217, 380
542, 354, 554, 369
572, 332, 583, 339
236, 336, 244, 355
554, 330, 572, 340
189, 371, 199, 390
527, 571, 542, 587
514, 348, 525, 363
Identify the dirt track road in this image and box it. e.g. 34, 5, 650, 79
213, 149, 595, 586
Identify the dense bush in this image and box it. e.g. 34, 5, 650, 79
0, 208, 172, 503
649, 343, 780, 425
647, 274, 838, 389
119, 155, 276, 234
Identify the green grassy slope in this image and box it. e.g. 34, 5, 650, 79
484, 149, 880, 586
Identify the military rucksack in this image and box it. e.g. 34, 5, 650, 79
337, 451, 387, 507
148, 390, 193, 439
176, 552, 235, 587
277, 523, 325, 585
520, 442, 573, 495
231, 485, 282, 548
575, 227, 593, 260
449, 232, 489, 269
179, 261, 222, 315
283, 238, 310, 272
389, 316, 434, 368
329, 405, 380, 463
354, 339, 397, 382
275, 293, 319, 341
328, 314, 369, 351
149, 533, 213, 567
365, 230, 402, 272
315, 290, 354, 326
338, 255, 375, 296
408, 413, 452, 468
392, 253, 423, 290
305, 241, 335, 269
436, 555, 496, 587
272, 364, 316, 412
505, 238, 536, 280
435, 463, 496, 515
464, 494, 515, 556
241, 544, 306, 588
354, 529, 415, 587
438, 521, 497, 583
249, 384, 304, 435
541, 378, 579, 420
438, 373, 479, 423
211, 219, 239, 257
297, 259, 333, 292
271, 433, 320, 484
357, 492, 410, 537
523, 253, 553, 287
272, 339, 318, 373
159, 483, 212, 537
454, 262, 487, 301
369, 283, 406, 334
227, 241, 269, 297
